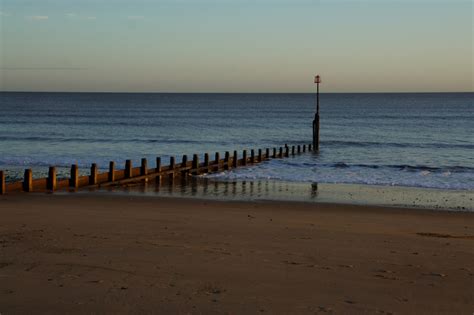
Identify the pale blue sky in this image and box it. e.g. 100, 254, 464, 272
0, 0, 472, 92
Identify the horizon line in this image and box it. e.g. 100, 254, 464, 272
1, 90, 473, 94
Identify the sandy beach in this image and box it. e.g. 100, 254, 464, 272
0, 194, 472, 314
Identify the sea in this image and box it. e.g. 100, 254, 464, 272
1, 92, 473, 208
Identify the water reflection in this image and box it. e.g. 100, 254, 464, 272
95, 176, 474, 212
109, 176, 322, 202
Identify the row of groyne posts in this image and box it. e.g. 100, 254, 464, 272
0, 144, 315, 194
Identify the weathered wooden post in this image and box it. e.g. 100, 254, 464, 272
23, 169, 33, 192
258, 149, 262, 162
192, 154, 199, 175
313, 75, 321, 150
89, 163, 98, 185
224, 151, 230, 170
250, 149, 255, 163
0, 170, 5, 195
233, 151, 238, 168
242, 150, 247, 166
47, 166, 57, 191
215, 152, 220, 171
204, 153, 210, 173
169, 156, 175, 181
181, 155, 188, 177
272, 148, 277, 158
303, 145, 306, 152
285, 146, 289, 157
291, 146, 295, 156
125, 160, 132, 178
298, 145, 301, 154
279, 147, 283, 158
155, 157, 162, 183
141, 158, 148, 176
265, 148, 270, 159
309, 144, 312, 151
108, 161, 115, 182
70, 164, 79, 188
156, 157, 162, 173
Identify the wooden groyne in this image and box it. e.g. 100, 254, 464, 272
0, 144, 314, 194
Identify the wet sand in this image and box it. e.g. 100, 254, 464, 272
0, 194, 473, 314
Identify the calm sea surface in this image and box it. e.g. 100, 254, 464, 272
0, 92, 473, 190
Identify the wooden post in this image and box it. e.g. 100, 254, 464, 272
224, 151, 230, 170
279, 147, 283, 158
204, 153, 210, 173
303, 145, 306, 152
170, 156, 176, 170
125, 160, 132, 178
242, 150, 247, 166
215, 152, 220, 171
169, 156, 175, 179
292, 146, 295, 156
0, 171, 5, 195
23, 169, 33, 192
70, 164, 79, 188
258, 149, 262, 162
89, 163, 98, 185
181, 155, 188, 177
313, 75, 321, 150
298, 145, 301, 154
233, 151, 238, 168
265, 148, 270, 159
156, 157, 162, 172
109, 161, 115, 182
272, 148, 276, 158
192, 154, 199, 175
313, 113, 320, 150
309, 144, 312, 151
155, 157, 162, 183
250, 149, 255, 163
141, 158, 148, 176
47, 166, 57, 191
285, 146, 290, 157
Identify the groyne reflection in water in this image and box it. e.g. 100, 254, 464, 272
92, 177, 473, 212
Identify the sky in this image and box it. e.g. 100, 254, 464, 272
0, 0, 472, 93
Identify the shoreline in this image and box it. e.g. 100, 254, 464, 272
89, 179, 474, 212
1, 194, 473, 314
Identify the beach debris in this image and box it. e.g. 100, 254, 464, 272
283, 260, 303, 266
338, 264, 353, 269
374, 274, 398, 280
201, 283, 225, 295
318, 306, 333, 313
416, 232, 474, 239
86, 280, 103, 284
423, 272, 446, 277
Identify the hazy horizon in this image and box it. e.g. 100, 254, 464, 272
1, 0, 472, 93
1, 90, 473, 94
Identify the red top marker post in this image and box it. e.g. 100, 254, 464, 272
313, 74, 321, 150
314, 75, 321, 84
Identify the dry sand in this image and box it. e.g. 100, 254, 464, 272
0, 194, 473, 314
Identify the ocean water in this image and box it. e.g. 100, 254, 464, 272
0, 92, 473, 191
